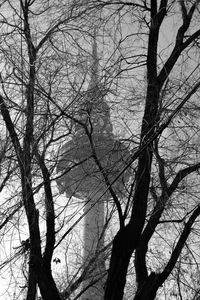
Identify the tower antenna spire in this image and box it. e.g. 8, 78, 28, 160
90, 27, 99, 87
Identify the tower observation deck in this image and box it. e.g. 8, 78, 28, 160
56, 33, 131, 299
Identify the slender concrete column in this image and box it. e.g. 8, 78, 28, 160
81, 192, 106, 300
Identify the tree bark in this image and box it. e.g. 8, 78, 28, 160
37, 265, 61, 300
134, 273, 158, 300
104, 225, 135, 300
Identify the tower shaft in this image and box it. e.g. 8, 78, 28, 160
82, 192, 106, 299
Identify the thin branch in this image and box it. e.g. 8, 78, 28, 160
159, 204, 200, 284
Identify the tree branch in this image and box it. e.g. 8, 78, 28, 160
36, 151, 56, 266
158, 2, 200, 88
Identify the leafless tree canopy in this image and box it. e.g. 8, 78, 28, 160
0, 1, 200, 300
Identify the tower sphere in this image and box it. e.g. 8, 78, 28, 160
56, 127, 131, 199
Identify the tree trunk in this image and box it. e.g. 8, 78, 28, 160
37, 266, 61, 300
28, 254, 61, 300
104, 225, 136, 300
26, 267, 37, 300
134, 273, 158, 300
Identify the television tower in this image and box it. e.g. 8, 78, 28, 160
56, 31, 130, 299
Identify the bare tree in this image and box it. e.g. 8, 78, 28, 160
92, 1, 200, 299
0, 1, 101, 299
1, 1, 200, 300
